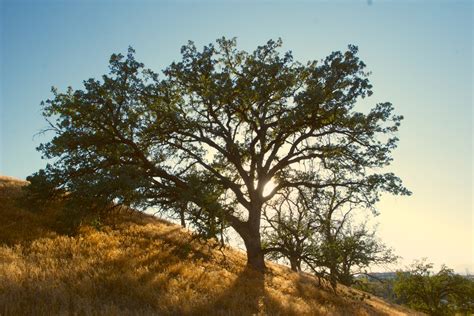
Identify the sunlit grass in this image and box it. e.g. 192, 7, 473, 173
0, 176, 419, 315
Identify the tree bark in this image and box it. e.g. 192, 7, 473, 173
179, 207, 186, 228
245, 202, 266, 272
225, 203, 266, 272
290, 259, 298, 272
242, 229, 266, 272
289, 257, 301, 272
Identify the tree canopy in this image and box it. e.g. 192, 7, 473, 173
32, 38, 409, 272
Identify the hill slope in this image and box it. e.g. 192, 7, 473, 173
0, 176, 420, 315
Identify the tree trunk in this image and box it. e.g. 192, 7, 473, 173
290, 257, 299, 272
244, 203, 266, 272
329, 265, 338, 290
178, 204, 186, 228
226, 202, 266, 273
242, 230, 266, 272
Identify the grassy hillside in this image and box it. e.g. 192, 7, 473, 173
0, 176, 421, 315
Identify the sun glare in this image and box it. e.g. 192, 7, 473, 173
262, 179, 277, 198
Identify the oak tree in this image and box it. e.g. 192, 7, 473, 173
33, 38, 408, 272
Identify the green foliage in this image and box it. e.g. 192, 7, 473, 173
393, 260, 474, 315
22, 169, 62, 212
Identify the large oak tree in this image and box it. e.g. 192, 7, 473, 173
33, 38, 408, 272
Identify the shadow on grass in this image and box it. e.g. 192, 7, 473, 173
190, 266, 267, 315
190, 266, 352, 315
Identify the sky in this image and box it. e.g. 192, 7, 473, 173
1, 0, 472, 273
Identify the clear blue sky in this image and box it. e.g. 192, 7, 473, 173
1, 0, 472, 273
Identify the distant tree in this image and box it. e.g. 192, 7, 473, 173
310, 184, 397, 287
263, 185, 397, 286
394, 260, 474, 315
262, 188, 319, 272
319, 219, 397, 286
32, 38, 409, 272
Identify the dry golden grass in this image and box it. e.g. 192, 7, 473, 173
0, 176, 59, 244
0, 176, 421, 315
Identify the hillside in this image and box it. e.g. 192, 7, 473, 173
0, 176, 421, 315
